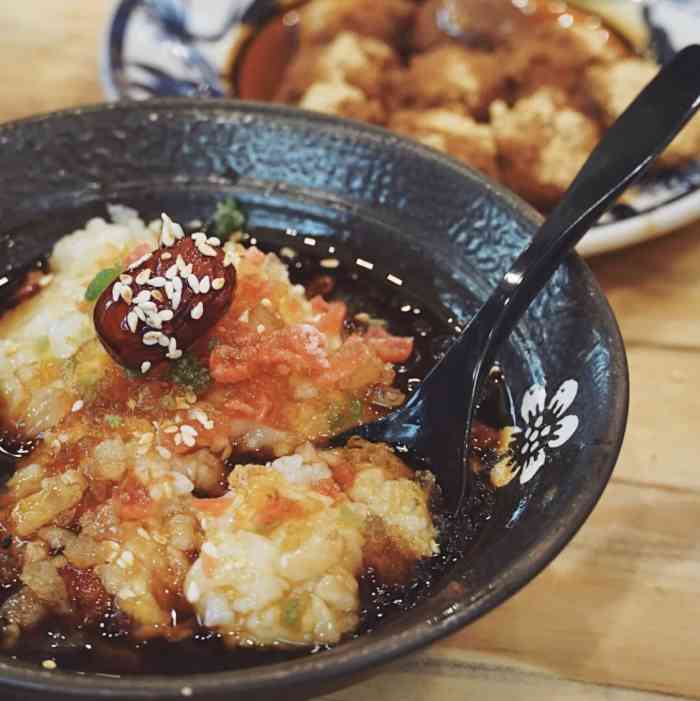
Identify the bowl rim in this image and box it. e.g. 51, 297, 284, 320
0, 99, 629, 699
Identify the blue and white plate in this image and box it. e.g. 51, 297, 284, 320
101, 0, 700, 256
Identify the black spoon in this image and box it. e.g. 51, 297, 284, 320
332, 44, 700, 511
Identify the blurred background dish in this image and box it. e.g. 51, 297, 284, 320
102, 0, 700, 256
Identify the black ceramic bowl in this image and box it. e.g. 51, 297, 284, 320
0, 100, 628, 700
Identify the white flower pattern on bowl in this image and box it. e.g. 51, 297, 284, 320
509, 380, 580, 484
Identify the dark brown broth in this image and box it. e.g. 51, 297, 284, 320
0, 227, 513, 675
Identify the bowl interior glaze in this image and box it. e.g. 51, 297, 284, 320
0, 101, 628, 700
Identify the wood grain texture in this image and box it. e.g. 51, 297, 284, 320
1, 2, 699, 699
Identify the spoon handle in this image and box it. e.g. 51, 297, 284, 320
482, 44, 700, 348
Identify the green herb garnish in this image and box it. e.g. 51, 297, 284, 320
283, 598, 300, 627
85, 267, 121, 302
213, 198, 245, 240
104, 415, 123, 429
169, 352, 211, 392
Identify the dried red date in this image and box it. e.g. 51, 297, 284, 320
93, 219, 236, 373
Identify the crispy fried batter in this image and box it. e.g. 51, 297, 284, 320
389, 45, 506, 118
390, 108, 499, 178
298, 81, 387, 124
587, 58, 700, 169
490, 88, 600, 209
276, 31, 398, 104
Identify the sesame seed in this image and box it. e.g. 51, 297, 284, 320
161, 252, 173, 260
191, 302, 204, 320
212, 277, 225, 290
166, 337, 182, 360
165, 264, 178, 279
260, 297, 272, 308
135, 269, 151, 285
238, 309, 250, 323
141, 361, 151, 374
164, 425, 179, 434
320, 258, 340, 269
207, 237, 221, 247
159, 309, 174, 322
280, 246, 296, 259
182, 433, 196, 448
174, 434, 182, 446
42, 659, 57, 670
191, 409, 214, 430
128, 252, 152, 270
119, 274, 133, 284
156, 446, 172, 459
176, 254, 187, 272
199, 276, 211, 294
256, 324, 265, 334
223, 249, 238, 268
187, 275, 200, 294
71, 400, 84, 413
180, 424, 198, 437
127, 312, 138, 334
160, 213, 183, 247
39, 274, 54, 287
134, 306, 146, 322
112, 282, 122, 302
134, 290, 151, 304
149, 276, 167, 288
137, 527, 151, 540
172, 278, 183, 310
142, 331, 161, 346
120, 285, 133, 304
145, 312, 163, 330
192, 232, 207, 243
140, 301, 157, 313
158, 333, 170, 348
181, 686, 193, 697
152, 290, 165, 302
164, 281, 174, 300
197, 242, 217, 257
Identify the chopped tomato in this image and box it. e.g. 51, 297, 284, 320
315, 478, 343, 501
192, 496, 232, 516
112, 477, 154, 520
320, 335, 384, 389
124, 242, 153, 266
211, 324, 329, 385
257, 494, 304, 528
365, 326, 414, 363
224, 394, 271, 421
311, 296, 347, 337
331, 461, 356, 491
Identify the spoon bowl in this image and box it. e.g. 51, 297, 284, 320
333, 44, 700, 511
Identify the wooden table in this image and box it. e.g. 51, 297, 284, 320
2, 3, 699, 699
